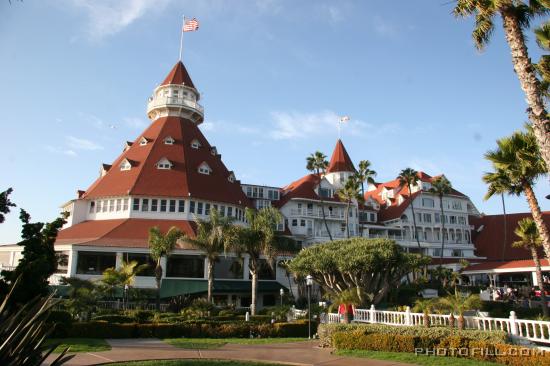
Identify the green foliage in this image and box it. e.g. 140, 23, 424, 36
435, 291, 482, 317
58, 277, 100, 319
0, 187, 15, 223
0, 210, 66, 307
289, 238, 428, 305
333, 330, 417, 352
0, 279, 73, 365
317, 323, 508, 348
92, 314, 135, 323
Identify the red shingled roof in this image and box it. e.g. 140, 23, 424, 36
464, 259, 550, 272
276, 174, 342, 208
326, 139, 355, 173
161, 61, 196, 89
469, 212, 550, 261
82, 116, 251, 208
56, 219, 197, 248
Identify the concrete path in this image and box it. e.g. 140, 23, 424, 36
49, 338, 415, 366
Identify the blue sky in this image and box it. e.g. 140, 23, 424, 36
1, 0, 549, 243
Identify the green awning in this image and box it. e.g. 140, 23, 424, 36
160, 279, 287, 298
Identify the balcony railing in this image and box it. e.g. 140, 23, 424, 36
290, 208, 345, 220
147, 96, 204, 114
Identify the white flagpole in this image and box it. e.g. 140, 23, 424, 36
337, 120, 341, 139
179, 15, 185, 61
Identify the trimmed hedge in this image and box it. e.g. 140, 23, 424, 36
52, 319, 315, 339
91, 315, 135, 323
333, 330, 417, 353
317, 323, 509, 348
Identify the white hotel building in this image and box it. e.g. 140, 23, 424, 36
0, 59, 509, 306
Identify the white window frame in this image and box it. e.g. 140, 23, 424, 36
164, 136, 175, 145
156, 158, 173, 170
120, 159, 132, 171
191, 139, 201, 149
198, 162, 212, 175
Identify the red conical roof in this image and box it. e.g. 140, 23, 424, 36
82, 116, 251, 207
326, 139, 355, 173
161, 61, 196, 89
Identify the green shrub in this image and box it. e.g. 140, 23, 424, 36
274, 320, 315, 337
317, 323, 508, 348
46, 310, 73, 337
92, 314, 134, 323
126, 310, 154, 323
332, 330, 417, 352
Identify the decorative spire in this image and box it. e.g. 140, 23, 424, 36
326, 139, 355, 173
161, 61, 196, 89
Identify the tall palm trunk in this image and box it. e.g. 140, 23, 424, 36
501, 194, 507, 261
501, 11, 550, 173
523, 183, 550, 258
345, 201, 351, 238
155, 258, 163, 311
408, 184, 422, 251
250, 269, 258, 316
439, 195, 446, 268
317, 169, 333, 241
359, 182, 365, 237
530, 246, 549, 317
207, 258, 214, 304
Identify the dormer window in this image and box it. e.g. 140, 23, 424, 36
156, 158, 173, 170
198, 162, 212, 175
210, 146, 217, 156
228, 172, 236, 183
164, 136, 175, 145
139, 137, 150, 146
120, 159, 132, 171
123, 141, 133, 152
191, 139, 201, 149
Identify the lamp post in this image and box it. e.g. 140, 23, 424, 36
306, 275, 313, 339
280, 288, 284, 306
124, 284, 129, 310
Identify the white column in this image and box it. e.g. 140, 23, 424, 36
115, 252, 123, 269
509, 311, 518, 336
532, 271, 539, 286
69, 250, 78, 277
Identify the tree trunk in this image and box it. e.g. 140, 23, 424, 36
501, 194, 507, 261
458, 314, 465, 331
409, 184, 422, 251
523, 183, 550, 258
345, 201, 351, 238
317, 168, 333, 241
501, 12, 550, 173
423, 311, 430, 328
439, 195, 446, 268
155, 258, 163, 311
251, 269, 258, 316
531, 246, 549, 317
207, 259, 214, 304
359, 182, 365, 237
449, 313, 455, 328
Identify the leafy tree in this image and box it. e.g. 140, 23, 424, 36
228, 207, 298, 315
337, 175, 364, 238
354, 160, 376, 236
454, 0, 550, 172
148, 226, 183, 310
306, 151, 332, 240
534, 21, 550, 99
59, 277, 99, 320
436, 290, 482, 330
413, 298, 435, 328
429, 176, 452, 267
289, 238, 427, 305
182, 209, 233, 303
100, 260, 147, 300
0, 210, 66, 307
512, 218, 548, 317
483, 126, 550, 258
398, 168, 422, 251
0, 188, 15, 223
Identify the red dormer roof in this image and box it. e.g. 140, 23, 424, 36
326, 139, 355, 173
161, 61, 196, 89
82, 116, 251, 208
276, 174, 342, 208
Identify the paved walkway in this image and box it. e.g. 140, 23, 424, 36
48, 338, 415, 366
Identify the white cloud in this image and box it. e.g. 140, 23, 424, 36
68, 0, 170, 41
123, 117, 148, 130
45, 145, 78, 157
372, 15, 397, 37
66, 136, 104, 151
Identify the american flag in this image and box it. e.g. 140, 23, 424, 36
183, 18, 199, 32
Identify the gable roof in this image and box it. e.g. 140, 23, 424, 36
326, 139, 355, 173
276, 174, 342, 207
161, 61, 196, 89
82, 116, 251, 208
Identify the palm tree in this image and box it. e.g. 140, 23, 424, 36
483, 127, 550, 258
148, 226, 183, 310
182, 209, 233, 304
534, 22, 550, 99
413, 298, 434, 328
337, 176, 364, 238
429, 176, 452, 267
512, 218, 548, 317
306, 151, 332, 240
229, 207, 298, 315
355, 160, 377, 237
454, 0, 550, 172
437, 290, 482, 330
398, 168, 422, 251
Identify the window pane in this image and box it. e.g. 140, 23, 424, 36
169, 200, 176, 212
166, 255, 204, 278
249, 259, 275, 280
197, 202, 203, 215
160, 199, 167, 212
124, 253, 155, 276
178, 200, 185, 212
151, 199, 158, 211
76, 251, 116, 275
214, 257, 243, 279
133, 198, 140, 211
142, 199, 149, 212
190, 201, 195, 213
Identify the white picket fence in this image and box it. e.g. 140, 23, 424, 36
324, 304, 550, 345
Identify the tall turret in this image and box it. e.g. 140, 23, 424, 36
324, 139, 356, 189
147, 61, 204, 124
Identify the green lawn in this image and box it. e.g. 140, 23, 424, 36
164, 337, 308, 349
45, 338, 111, 353
106, 360, 285, 366
336, 349, 496, 366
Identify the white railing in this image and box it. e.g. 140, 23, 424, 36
147, 96, 204, 114
323, 305, 550, 344
95, 300, 169, 312
288, 307, 307, 321
289, 209, 345, 220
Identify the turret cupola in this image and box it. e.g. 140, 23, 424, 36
147, 61, 204, 124
324, 139, 356, 189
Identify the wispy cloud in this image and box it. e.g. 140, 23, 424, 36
201, 120, 260, 135
68, 0, 170, 41
66, 136, 104, 151
45, 145, 78, 157
372, 15, 397, 38
123, 117, 148, 130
